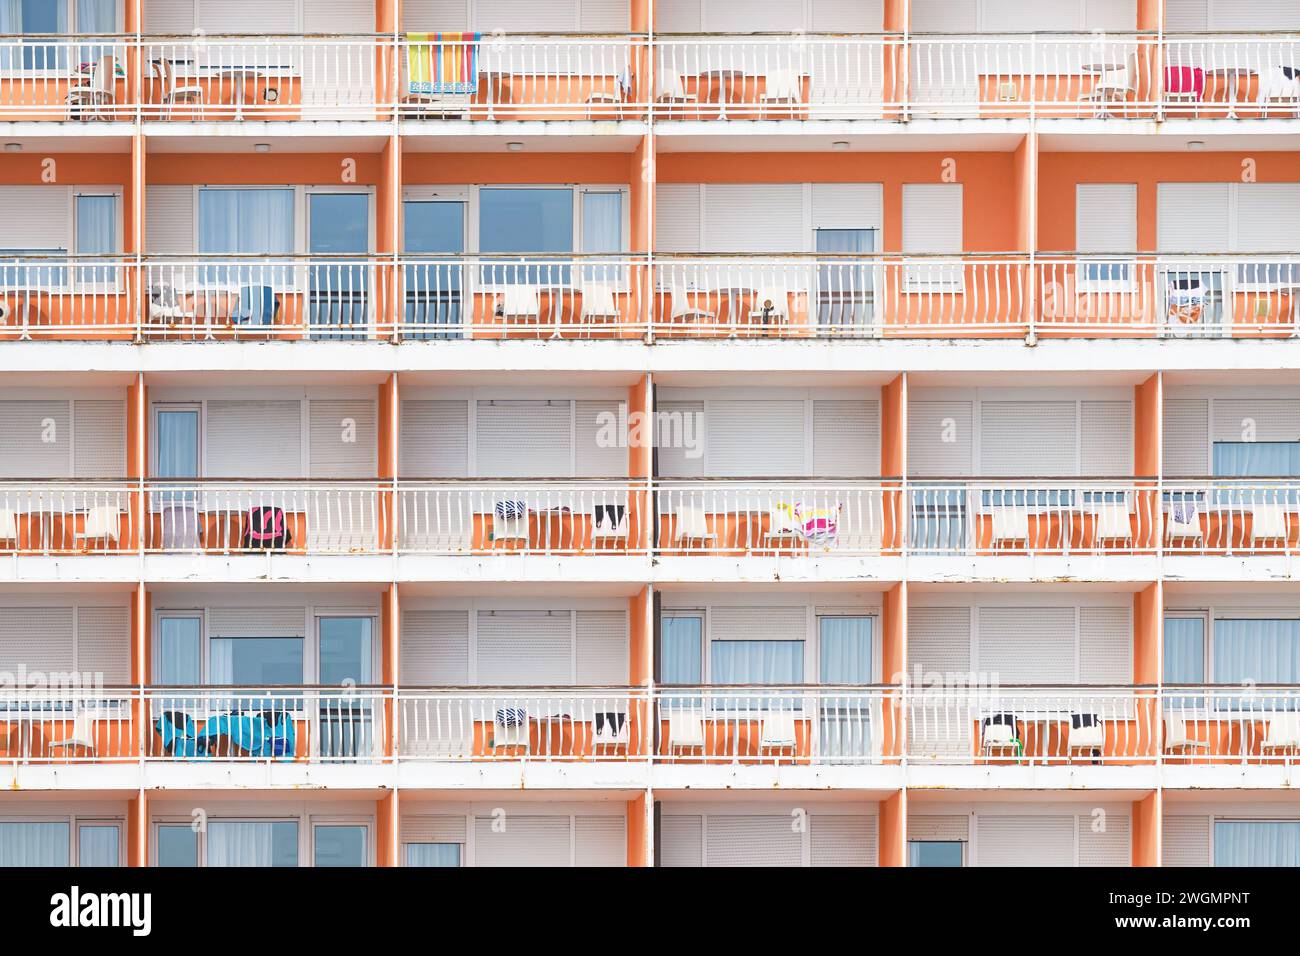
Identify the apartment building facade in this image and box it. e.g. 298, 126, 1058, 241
0, 0, 1299, 869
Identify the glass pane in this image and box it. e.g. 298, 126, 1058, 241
710, 641, 804, 684
78, 825, 120, 867
1215, 619, 1300, 685
404, 201, 465, 253
581, 192, 623, 254
1212, 441, 1300, 478
198, 189, 295, 255
660, 616, 702, 684
158, 616, 201, 685
319, 617, 372, 685
1163, 617, 1205, 684
815, 228, 875, 327
403, 202, 465, 338
0, 821, 69, 866
820, 617, 873, 683
207, 821, 298, 867
406, 843, 461, 867
309, 194, 368, 255
313, 825, 367, 867
156, 825, 198, 867
479, 188, 574, 254
909, 841, 963, 867
155, 410, 199, 480
210, 637, 304, 686
1215, 821, 1300, 867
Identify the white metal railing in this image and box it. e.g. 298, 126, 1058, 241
397, 34, 642, 118
143, 481, 387, 553
0, 483, 135, 554
1164, 687, 1300, 763
142, 36, 386, 119
0, 687, 136, 763
142, 257, 388, 340
397, 255, 647, 339
396, 480, 648, 554
1162, 480, 1300, 555
1163, 35, 1300, 119
906, 480, 1157, 555
0, 37, 132, 119
0, 256, 133, 338
653, 255, 1030, 336
144, 687, 385, 761
1037, 255, 1300, 337
906, 685, 1156, 764
653, 34, 895, 119
654, 480, 894, 555
397, 688, 646, 760
655, 686, 896, 763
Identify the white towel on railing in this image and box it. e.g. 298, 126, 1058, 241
760, 712, 798, 748
499, 285, 540, 318
0, 508, 16, 540
1259, 66, 1300, 104
1263, 712, 1300, 748
580, 281, 618, 318
989, 506, 1030, 541
761, 68, 801, 100
1252, 504, 1288, 540
668, 711, 705, 747
1092, 502, 1132, 539
78, 506, 120, 541
675, 506, 711, 540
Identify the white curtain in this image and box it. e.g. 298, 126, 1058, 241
76, 0, 115, 32
710, 640, 804, 684
820, 617, 873, 683
661, 616, 702, 684
1215, 821, 1300, 867
0, 822, 70, 866
207, 821, 297, 867
78, 825, 120, 867
199, 189, 295, 255
209, 637, 234, 684
1215, 619, 1300, 685
406, 843, 462, 867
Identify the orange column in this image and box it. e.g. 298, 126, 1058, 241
376, 791, 399, 867
1132, 790, 1161, 866
131, 132, 146, 338
1135, 581, 1162, 759
630, 586, 652, 759
882, 0, 908, 118
879, 790, 906, 866
630, 136, 653, 337
127, 373, 147, 552
379, 135, 402, 339
1013, 132, 1038, 337
629, 373, 652, 551
376, 0, 398, 115
127, 790, 147, 866
382, 584, 399, 761
626, 791, 650, 866
881, 373, 906, 550
883, 581, 907, 764
1135, 373, 1161, 550
378, 373, 399, 548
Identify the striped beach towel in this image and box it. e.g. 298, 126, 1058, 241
407, 31, 480, 95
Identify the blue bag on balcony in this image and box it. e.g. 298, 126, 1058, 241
154, 710, 199, 758
232, 285, 279, 326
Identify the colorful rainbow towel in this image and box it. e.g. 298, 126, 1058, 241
407, 32, 480, 96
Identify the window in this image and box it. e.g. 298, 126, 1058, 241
909, 840, 964, 867
156, 614, 201, 685
661, 614, 703, 684
206, 821, 298, 867
155, 824, 198, 867
1076, 184, 1136, 286
1163, 615, 1206, 708
902, 183, 963, 291
710, 639, 804, 684
1215, 619, 1300, 685
1214, 821, 1300, 867
318, 616, 373, 685
198, 188, 294, 256
154, 407, 200, 480
819, 616, 873, 683
406, 843, 462, 867
1212, 441, 1300, 477
0, 821, 70, 866
210, 635, 303, 686
313, 825, 368, 867
77, 823, 120, 867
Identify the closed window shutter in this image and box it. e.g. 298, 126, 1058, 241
654, 184, 700, 253
982, 0, 1083, 30
475, 0, 575, 30
476, 610, 571, 685
655, 401, 704, 478
902, 184, 962, 255
309, 399, 376, 478
73, 401, 126, 478
980, 401, 1077, 476
1163, 816, 1211, 867
400, 400, 468, 478
1235, 184, 1300, 253
706, 816, 802, 866
703, 185, 804, 253
303, 0, 375, 32
575, 610, 628, 684
208, 607, 305, 638
1158, 184, 1230, 253
910, 0, 977, 31
144, 0, 196, 33
976, 814, 1075, 867
0, 187, 69, 251
812, 400, 879, 477
1163, 398, 1209, 476
908, 607, 970, 674
979, 607, 1075, 683
403, 0, 467, 30
810, 815, 877, 867
1078, 606, 1133, 684
1076, 185, 1136, 254
708, 399, 805, 476
812, 0, 882, 31
1212, 399, 1300, 443
908, 401, 973, 476
575, 400, 626, 477
574, 816, 626, 866
401, 815, 466, 845
908, 815, 969, 842
1085, 0, 1136, 29
76, 606, 130, 684
0, 401, 71, 477
1165, 0, 1208, 30
708, 0, 802, 29
710, 606, 805, 643
144, 185, 195, 256
474, 815, 571, 867
659, 815, 703, 867
1080, 400, 1133, 475
1212, 0, 1300, 30
1078, 813, 1130, 866
578, 0, 630, 31
206, 401, 301, 478
476, 401, 570, 477
811, 184, 884, 231
0, 607, 74, 675
199, 0, 297, 31
400, 610, 469, 685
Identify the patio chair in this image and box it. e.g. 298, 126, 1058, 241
493, 707, 529, 749
669, 287, 716, 326
759, 68, 802, 117
75, 506, 120, 547
152, 57, 204, 118
1066, 713, 1105, 762
67, 54, 117, 120
1164, 716, 1210, 755
980, 712, 1022, 758
1081, 52, 1136, 117
667, 711, 705, 750
1258, 66, 1300, 118
48, 712, 96, 757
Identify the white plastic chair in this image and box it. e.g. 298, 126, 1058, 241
1081, 53, 1135, 117
989, 506, 1030, 545
1258, 66, 1300, 117
656, 69, 697, 106
579, 281, 619, 321
592, 711, 629, 745
1252, 504, 1288, 542
492, 503, 529, 542
1092, 502, 1133, 542
497, 285, 540, 321
1165, 503, 1204, 544
1164, 716, 1209, 754
674, 506, 713, 542
152, 57, 204, 117
667, 711, 705, 749
669, 287, 716, 324
760, 712, 798, 750
0, 508, 18, 542
759, 68, 802, 116
492, 709, 530, 749
49, 712, 96, 756
76, 506, 120, 545
1261, 713, 1300, 759
67, 54, 117, 120
1066, 714, 1105, 761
